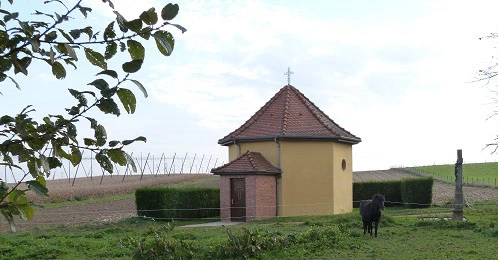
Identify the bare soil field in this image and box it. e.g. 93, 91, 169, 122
1, 174, 219, 232
1, 169, 497, 233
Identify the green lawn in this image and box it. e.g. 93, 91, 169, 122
408, 162, 498, 186
1, 201, 498, 259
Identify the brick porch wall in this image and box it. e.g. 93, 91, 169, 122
219, 175, 277, 222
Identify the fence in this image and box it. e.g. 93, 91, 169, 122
2, 152, 224, 184
398, 163, 498, 188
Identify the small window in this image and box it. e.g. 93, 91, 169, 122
341, 159, 347, 171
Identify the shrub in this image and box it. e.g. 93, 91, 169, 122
135, 187, 220, 220
400, 177, 433, 208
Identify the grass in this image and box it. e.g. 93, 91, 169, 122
408, 162, 498, 186
2, 201, 498, 259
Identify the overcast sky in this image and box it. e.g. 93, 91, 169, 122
4, 0, 498, 172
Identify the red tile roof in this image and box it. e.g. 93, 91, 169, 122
218, 85, 361, 145
211, 152, 281, 175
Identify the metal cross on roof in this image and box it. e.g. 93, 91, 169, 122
284, 67, 294, 85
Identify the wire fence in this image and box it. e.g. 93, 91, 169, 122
396, 163, 498, 188
3, 198, 492, 229
2, 152, 224, 184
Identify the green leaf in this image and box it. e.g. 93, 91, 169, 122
170, 23, 187, 34
161, 3, 179, 20
70, 146, 82, 166
95, 124, 107, 146
17, 204, 35, 221
44, 31, 57, 42
68, 88, 88, 106
113, 11, 128, 33
86, 117, 98, 129
107, 149, 127, 166
124, 152, 137, 172
127, 40, 145, 60
104, 21, 116, 40
128, 79, 148, 98
83, 138, 97, 146
58, 29, 74, 43
96, 70, 118, 78
64, 44, 78, 61
0, 115, 15, 125
97, 98, 120, 116
152, 30, 174, 56
8, 189, 26, 203
26, 179, 48, 197
105, 42, 117, 60
88, 79, 109, 91
122, 59, 143, 73
125, 18, 142, 33
13, 57, 31, 75
78, 6, 92, 18
122, 136, 146, 145
117, 88, 136, 114
109, 140, 120, 147
84, 48, 107, 69
47, 157, 62, 169
51, 61, 66, 79
119, 42, 126, 52
140, 8, 158, 25
39, 154, 50, 174
96, 152, 113, 173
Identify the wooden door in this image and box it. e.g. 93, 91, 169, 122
230, 178, 246, 221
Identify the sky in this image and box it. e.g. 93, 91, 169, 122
3, 0, 498, 173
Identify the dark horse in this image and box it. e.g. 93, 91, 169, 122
359, 194, 385, 237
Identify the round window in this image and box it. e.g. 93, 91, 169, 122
341, 159, 347, 171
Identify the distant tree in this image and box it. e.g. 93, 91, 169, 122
0, 0, 186, 231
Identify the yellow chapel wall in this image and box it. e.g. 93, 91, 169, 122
226, 140, 353, 217
331, 142, 353, 214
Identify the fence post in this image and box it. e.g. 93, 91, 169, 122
453, 149, 464, 220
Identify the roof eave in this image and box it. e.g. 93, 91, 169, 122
211, 170, 282, 176
218, 135, 361, 146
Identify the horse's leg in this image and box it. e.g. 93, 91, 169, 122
374, 221, 379, 237
368, 222, 373, 236
362, 221, 367, 234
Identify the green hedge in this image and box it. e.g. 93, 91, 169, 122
135, 187, 220, 220
353, 177, 433, 208
353, 180, 401, 207
400, 177, 433, 208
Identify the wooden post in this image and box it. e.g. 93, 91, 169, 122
453, 149, 464, 220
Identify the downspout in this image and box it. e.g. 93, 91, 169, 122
275, 138, 281, 217
235, 141, 241, 158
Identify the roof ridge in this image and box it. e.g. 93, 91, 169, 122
247, 152, 258, 170
281, 86, 291, 135
292, 87, 358, 138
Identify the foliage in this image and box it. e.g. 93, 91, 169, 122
0, 0, 186, 230
353, 177, 434, 208
400, 177, 433, 208
2, 201, 498, 259
122, 223, 198, 260
135, 187, 220, 220
353, 180, 401, 207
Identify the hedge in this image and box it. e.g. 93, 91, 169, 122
353, 177, 433, 208
400, 177, 434, 208
353, 180, 401, 207
135, 187, 220, 220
